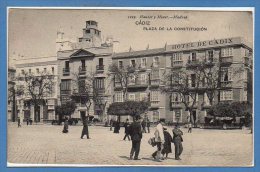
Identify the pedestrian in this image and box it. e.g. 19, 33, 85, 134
162, 128, 172, 159
114, 120, 120, 133
17, 117, 21, 128
123, 119, 131, 141
81, 116, 90, 139
172, 124, 183, 160
129, 116, 142, 160
110, 119, 113, 131
147, 119, 150, 133
62, 117, 69, 133
26, 118, 29, 126
141, 119, 147, 133
188, 122, 192, 133
152, 120, 165, 161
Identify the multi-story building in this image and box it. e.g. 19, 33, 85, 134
57, 20, 114, 120
14, 55, 58, 122
112, 37, 253, 124
8, 67, 16, 122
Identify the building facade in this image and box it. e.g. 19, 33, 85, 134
112, 37, 253, 124
8, 67, 16, 122
14, 56, 58, 122
57, 20, 114, 121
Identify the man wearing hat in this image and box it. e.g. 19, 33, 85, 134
129, 115, 143, 160
172, 124, 183, 160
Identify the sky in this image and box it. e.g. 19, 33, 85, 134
8, 8, 253, 60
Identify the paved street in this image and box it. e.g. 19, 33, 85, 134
7, 123, 253, 166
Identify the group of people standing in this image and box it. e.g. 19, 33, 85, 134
126, 116, 184, 161
152, 120, 183, 161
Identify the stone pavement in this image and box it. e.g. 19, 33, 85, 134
7, 123, 253, 166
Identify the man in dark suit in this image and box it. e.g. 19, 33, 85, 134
81, 116, 90, 139
129, 116, 142, 160
172, 124, 183, 160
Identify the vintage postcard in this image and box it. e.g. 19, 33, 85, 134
7, 8, 254, 167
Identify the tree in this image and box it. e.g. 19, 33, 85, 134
107, 101, 150, 121
55, 101, 76, 124
16, 71, 55, 122
109, 63, 138, 101
208, 101, 252, 119
162, 63, 204, 124
71, 69, 108, 121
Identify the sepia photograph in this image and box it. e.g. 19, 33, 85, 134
7, 8, 253, 167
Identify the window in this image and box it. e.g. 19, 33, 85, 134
129, 75, 136, 84
207, 50, 214, 61
78, 79, 86, 93
115, 92, 123, 102
221, 67, 233, 82
153, 111, 160, 122
99, 58, 103, 66
151, 69, 160, 80
140, 93, 147, 101
150, 91, 159, 101
141, 58, 147, 67
52, 67, 54, 74
29, 69, 31, 73
172, 53, 183, 62
130, 59, 136, 68
65, 61, 69, 69
173, 110, 182, 122
81, 60, 85, 68
140, 73, 147, 84
220, 90, 233, 101
171, 72, 182, 85
118, 61, 123, 69
60, 80, 71, 94
36, 68, 39, 74
221, 47, 233, 57
191, 52, 196, 61
94, 78, 104, 89
191, 74, 196, 87
153, 57, 159, 67
171, 93, 182, 103
21, 69, 25, 74
44, 68, 47, 73
86, 29, 90, 33
128, 93, 135, 101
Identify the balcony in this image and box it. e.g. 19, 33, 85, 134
171, 61, 183, 68
128, 79, 148, 88
79, 66, 86, 75
186, 60, 200, 68
60, 90, 71, 95
63, 68, 70, 76
220, 81, 232, 88
115, 83, 122, 88
48, 105, 55, 110
150, 79, 160, 86
171, 102, 182, 109
150, 101, 159, 108
138, 65, 147, 71
220, 57, 233, 64
96, 65, 104, 73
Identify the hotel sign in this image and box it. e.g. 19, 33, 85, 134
166, 37, 243, 52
